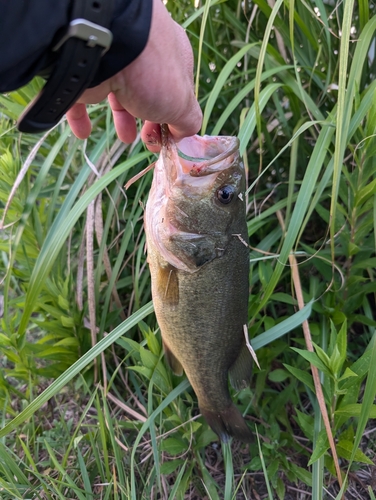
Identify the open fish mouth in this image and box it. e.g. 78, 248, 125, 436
160, 124, 241, 185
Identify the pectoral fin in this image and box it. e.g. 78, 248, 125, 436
229, 341, 253, 391
168, 233, 222, 269
163, 340, 184, 376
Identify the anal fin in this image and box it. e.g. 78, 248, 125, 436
163, 340, 184, 376
229, 340, 253, 391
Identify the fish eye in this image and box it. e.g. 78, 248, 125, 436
217, 185, 235, 204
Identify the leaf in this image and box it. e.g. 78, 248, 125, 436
294, 409, 314, 441
128, 365, 152, 379
275, 477, 286, 500
254, 122, 335, 314
354, 177, 376, 207
58, 295, 70, 311
337, 440, 373, 465
266, 458, 279, 478
145, 329, 161, 357
308, 429, 329, 466
336, 321, 348, 367
268, 369, 289, 383
170, 460, 193, 500
239, 83, 284, 155
290, 348, 330, 374
335, 403, 376, 418
0, 334, 12, 347
139, 347, 158, 370
283, 364, 315, 392
338, 367, 358, 382
248, 456, 262, 471
291, 465, 312, 487
60, 315, 75, 328
193, 428, 218, 449
55, 338, 79, 347
181, 421, 201, 440
160, 459, 185, 475
329, 345, 342, 377
160, 438, 188, 456
340, 345, 371, 389
130, 378, 191, 498
195, 450, 221, 500
0, 95, 25, 118
312, 343, 331, 369
116, 337, 142, 361
368, 486, 376, 500
348, 242, 361, 256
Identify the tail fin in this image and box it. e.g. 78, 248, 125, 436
200, 403, 253, 443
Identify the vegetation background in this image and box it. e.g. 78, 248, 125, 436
1, 0, 376, 498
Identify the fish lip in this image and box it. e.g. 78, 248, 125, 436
188, 140, 240, 177
160, 125, 240, 185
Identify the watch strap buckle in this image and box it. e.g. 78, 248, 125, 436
53, 19, 112, 54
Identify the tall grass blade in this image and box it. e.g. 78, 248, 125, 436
255, 426, 273, 500
195, 0, 215, 98
222, 441, 233, 500
329, 0, 355, 255
167, 460, 188, 500
201, 43, 255, 134
253, 0, 285, 133
311, 401, 324, 500
238, 83, 282, 155
252, 300, 312, 350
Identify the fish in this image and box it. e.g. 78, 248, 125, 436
144, 125, 252, 443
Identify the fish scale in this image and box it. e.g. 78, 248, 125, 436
144, 125, 253, 443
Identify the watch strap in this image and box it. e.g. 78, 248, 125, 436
18, 0, 113, 133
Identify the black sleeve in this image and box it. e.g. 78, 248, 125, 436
0, 0, 152, 93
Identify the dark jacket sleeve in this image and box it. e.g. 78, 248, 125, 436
0, 0, 152, 92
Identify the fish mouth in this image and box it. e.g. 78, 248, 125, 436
160, 125, 240, 186
145, 127, 243, 273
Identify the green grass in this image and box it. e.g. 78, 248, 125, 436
1, 0, 376, 498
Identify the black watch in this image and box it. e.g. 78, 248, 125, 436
17, 0, 113, 134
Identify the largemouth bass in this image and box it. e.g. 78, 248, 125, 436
144, 125, 252, 443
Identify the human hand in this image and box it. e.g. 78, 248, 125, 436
66, 0, 202, 152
